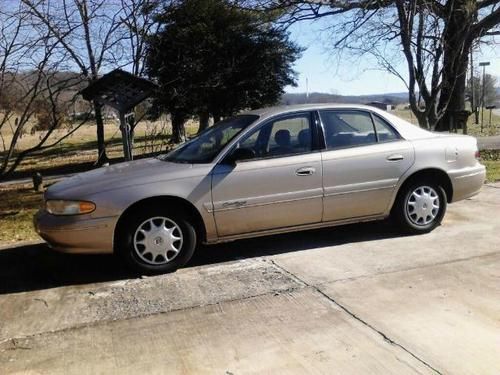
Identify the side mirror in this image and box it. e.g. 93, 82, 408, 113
227, 147, 256, 164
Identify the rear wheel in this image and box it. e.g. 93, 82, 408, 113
117, 206, 196, 274
392, 180, 447, 234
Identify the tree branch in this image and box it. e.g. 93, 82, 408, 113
471, 5, 500, 38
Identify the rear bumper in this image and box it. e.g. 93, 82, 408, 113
449, 164, 486, 202
34, 210, 117, 254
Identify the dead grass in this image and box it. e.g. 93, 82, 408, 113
0, 183, 44, 245
1, 113, 499, 246
2, 158, 498, 246
0, 118, 197, 246
1, 118, 199, 180
393, 107, 500, 136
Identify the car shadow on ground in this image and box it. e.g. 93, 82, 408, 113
0, 220, 405, 295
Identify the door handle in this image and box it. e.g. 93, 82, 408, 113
295, 167, 315, 176
387, 154, 404, 161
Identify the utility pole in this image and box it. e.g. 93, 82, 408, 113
479, 61, 490, 133
305, 77, 309, 103
470, 50, 478, 124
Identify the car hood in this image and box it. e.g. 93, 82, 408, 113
47, 158, 211, 198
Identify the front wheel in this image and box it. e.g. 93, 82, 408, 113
392, 181, 447, 234
117, 206, 197, 274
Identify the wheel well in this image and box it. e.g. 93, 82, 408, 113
113, 196, 207, 253
397, 168, 453, 203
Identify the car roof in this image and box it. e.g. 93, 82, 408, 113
242, 103, 433, 140
243, 103, 381, 118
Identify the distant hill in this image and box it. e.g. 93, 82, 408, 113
281, 91, 409, 106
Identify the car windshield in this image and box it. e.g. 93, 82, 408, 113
159, 114, 259, 164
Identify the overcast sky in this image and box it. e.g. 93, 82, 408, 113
286, 20, 500, 96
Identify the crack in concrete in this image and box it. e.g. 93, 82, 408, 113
0, 250, 486, 372
268, 259, 443, 375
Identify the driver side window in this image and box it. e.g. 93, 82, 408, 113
236, 113, 313, 160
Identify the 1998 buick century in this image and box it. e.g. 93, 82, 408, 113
35, 104, 486, 273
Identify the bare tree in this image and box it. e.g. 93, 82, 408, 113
0, 3, 87, 181
120, 0, 161, 76
251, 0, 500, 131
119, 0, 160, 143
20, 0, 157, 165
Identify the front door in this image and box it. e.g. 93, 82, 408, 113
319, 109, 415, 221
211, 112, 323, 237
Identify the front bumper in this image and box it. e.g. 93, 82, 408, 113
34, 209, 118, 254
449, 164, 486, 202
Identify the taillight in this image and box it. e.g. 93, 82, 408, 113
475, 150, 480, 160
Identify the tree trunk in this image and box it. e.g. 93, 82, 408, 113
434, 0, 473, 132
171, 112, 186, 143
93, 100, 108, 165
435, 52, 469, 132
415, 111, 430, 130
198, 110, 209, 134
212, 113, 221, 124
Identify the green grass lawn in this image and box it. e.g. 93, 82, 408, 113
481, 150, 500, 183
484, 160, 500, 182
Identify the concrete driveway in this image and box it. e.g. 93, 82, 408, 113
1, 183, 499, 374
478, 135, 500, 150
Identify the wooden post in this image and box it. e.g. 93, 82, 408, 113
119, 112, 133, 161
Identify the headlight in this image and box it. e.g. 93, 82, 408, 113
45, 200, 96, 215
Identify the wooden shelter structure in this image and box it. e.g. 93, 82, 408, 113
80, 69, 157, 161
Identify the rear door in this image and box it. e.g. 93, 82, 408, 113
319, 109, 414, 222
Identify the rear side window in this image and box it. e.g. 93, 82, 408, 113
320, 110, 399, 150
320, 110, 376, 149
372, 114, 400, 142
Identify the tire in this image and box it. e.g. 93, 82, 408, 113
392, 180, 447, 234
117, 205, 197, 274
